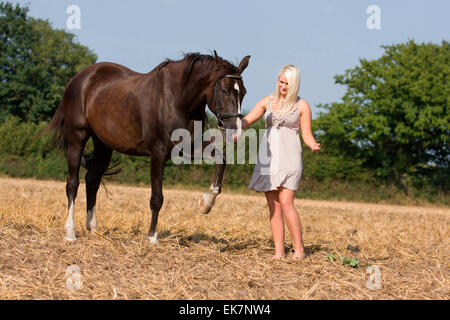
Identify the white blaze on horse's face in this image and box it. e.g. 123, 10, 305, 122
233, 82, 243, 142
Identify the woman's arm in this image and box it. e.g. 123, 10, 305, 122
299, 100, 321, 152
242, 96, 270, 130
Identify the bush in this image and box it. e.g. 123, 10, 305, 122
0, 117, 447, 206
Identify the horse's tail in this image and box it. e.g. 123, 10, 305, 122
38, 101, 66, 153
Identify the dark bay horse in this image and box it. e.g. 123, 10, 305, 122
44, 51, 250, 243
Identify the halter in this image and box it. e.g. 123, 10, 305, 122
208, 74, 244, 127
155, 65, 243, 157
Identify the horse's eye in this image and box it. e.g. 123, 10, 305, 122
221, 89, 228, 94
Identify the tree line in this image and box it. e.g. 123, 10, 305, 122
0, 2, 448, 204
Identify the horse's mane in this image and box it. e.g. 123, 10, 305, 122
154, 52, 238, 86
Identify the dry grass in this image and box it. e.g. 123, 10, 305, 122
0, 177, 448, 300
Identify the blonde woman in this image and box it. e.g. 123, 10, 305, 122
242, 65, 320, 260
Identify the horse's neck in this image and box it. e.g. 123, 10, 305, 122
178, 80, 210, 120
157, 62, 212, 120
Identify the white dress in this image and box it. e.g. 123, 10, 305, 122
248, 96, 303, 192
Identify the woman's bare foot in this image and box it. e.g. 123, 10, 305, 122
271, 254, 285, 260
291, 251, 306, 260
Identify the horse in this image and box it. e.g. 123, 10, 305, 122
43, 51, 251, 243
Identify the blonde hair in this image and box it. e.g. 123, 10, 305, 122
272, 64, 301, 113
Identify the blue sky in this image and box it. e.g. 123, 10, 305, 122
10, 0, 450, 116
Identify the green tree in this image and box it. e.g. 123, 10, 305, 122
0, 1, 97, 122
315, 40, 449, 185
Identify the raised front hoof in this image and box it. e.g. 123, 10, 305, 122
197, 198, 212, 215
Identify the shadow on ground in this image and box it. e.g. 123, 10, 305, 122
159, 230, 327, 256
159, 230, 261, 252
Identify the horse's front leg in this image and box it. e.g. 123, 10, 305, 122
148, 147, 166, 245
198, 159, 226, 215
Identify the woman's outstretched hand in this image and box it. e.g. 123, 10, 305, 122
311, 142, 321, 152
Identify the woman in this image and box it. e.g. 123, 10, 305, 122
242, 65, 320, 260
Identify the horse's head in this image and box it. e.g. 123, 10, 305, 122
207, 51, 251, 143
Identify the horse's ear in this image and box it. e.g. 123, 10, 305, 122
213, 50, 220, 63
238, 55, 251, 73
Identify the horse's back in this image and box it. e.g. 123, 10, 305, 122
63, 62, 152, 155
63, 62, 137, 106
84, 62, 140, 83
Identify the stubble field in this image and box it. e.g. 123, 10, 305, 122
0, 177, 448, 299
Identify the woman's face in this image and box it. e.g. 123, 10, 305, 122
278, 73, 289, 96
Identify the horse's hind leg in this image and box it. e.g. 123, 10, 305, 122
65, 132, 89, 241
85, 137, 113, 234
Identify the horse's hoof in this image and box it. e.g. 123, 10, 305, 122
198, 198, 211, 214
87, 226, 97, 234
65, 235, 77, 242
148, 232, 158, 245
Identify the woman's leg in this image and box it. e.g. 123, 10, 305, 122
278, 187, 306, 259
265, 190, 285, 258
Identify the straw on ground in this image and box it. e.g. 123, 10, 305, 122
0, 177, 448, 299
